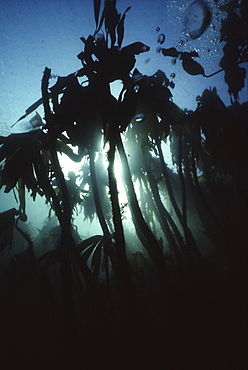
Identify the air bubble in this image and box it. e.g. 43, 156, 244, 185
170, 73, 176, 79
157, 33, 165, 44
156, 27, 160, 32
184, 0, 212, 40
177, 53, 182, 61
134, 85, 140, 93
134, 113, 145, 122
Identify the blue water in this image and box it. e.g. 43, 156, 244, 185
0, 0, 247, 129
0, 2, 247, 368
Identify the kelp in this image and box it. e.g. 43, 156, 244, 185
162, 46, 248, 82
0, 130, 49, 202
219, 0, 248, 101
0, 1, 247, 367
0, 208, 19, 252
0, 0, 246, 284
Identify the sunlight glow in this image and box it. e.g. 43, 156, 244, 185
105, 149, 127, 204
161, 139, 177, 172
58, 151, 82, 185
57, 135, 176, 228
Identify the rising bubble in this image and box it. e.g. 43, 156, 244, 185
157, 33, 166, 44
184, 0, 212, 40
145, 57, 151, 64
134, 113, 145, 122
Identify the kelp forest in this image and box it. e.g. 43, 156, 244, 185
0, 0, 247, 368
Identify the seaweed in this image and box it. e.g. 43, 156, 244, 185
0, 0, 247, 368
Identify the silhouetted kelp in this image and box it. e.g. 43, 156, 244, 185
0, 0, 247, 368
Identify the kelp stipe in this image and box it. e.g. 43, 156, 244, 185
0, 0, 247, 368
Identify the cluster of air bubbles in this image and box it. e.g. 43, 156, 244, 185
207, 47, 219, 56
155, 27, 165, 52
134, 85, 140, 93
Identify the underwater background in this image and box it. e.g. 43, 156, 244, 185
0, 0, 247, 369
